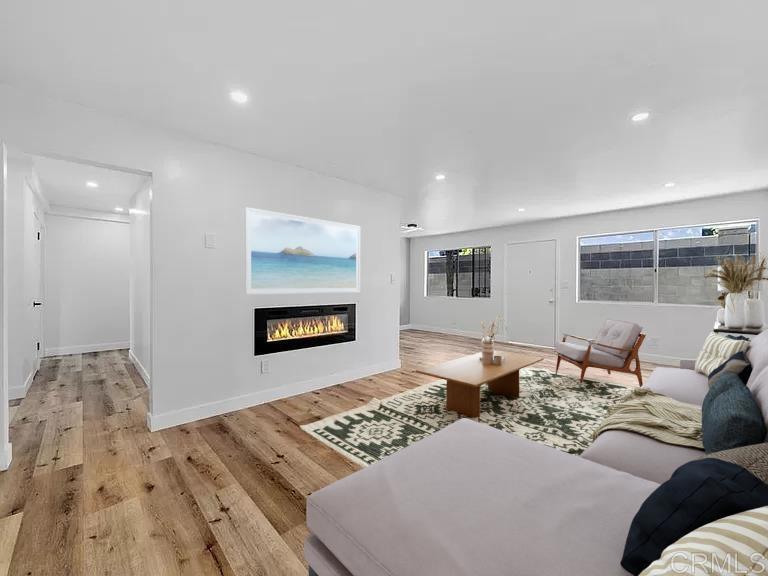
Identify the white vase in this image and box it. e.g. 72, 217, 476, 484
481, 336, 495, 365
716, 307, 725, 325
745, 298, 764, 328
725, 292, 747, 329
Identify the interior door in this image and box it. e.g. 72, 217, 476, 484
504, 240, 557, 347
31, 211, 43, 366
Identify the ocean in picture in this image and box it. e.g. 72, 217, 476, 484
250, 250, 357, 289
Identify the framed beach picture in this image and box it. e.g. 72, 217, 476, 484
246, 208, 360, 293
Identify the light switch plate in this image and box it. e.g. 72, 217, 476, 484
260, 359, 271, 374
204, 233, 217, 249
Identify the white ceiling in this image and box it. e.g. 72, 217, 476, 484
1, 1, 767, 235
28, 155, 146, 214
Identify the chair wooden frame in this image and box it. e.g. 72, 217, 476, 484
555, 332, 646, 386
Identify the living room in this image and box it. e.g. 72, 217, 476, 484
1, 2, 768, 576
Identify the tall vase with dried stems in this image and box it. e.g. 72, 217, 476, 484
707, 257, 767, 329
480, 317, 501, 365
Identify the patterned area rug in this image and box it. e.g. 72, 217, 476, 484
302, 368, 630, 466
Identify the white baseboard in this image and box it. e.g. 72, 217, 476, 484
146, 358, 402, 432
129, 349, 151, 388
404, 323, 686, 367
0, 442, 12, 471
9, 367, 36, 400
399, 324, 413, 330
44, 341, 129, 357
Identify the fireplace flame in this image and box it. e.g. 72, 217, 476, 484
268, 314, 347, 342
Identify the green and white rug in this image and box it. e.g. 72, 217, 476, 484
302, 368, 630, 466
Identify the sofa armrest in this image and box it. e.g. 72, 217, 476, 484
680, 359, 696, 370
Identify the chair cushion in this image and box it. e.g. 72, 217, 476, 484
307, 419, 658, 576
694, 333, 750, 375
639, 506, 768, 576
621, 458, 768, 575
746, 328, 768, 387
708, 350, 752, 386
701, 373, 767, 453
582, 430, 704, 484
644, 367, 709, 407
556, 341, 625, 368
594, 320, 642, 359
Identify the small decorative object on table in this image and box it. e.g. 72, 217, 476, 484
707, 257, 767, 329
480, 316, 501, 365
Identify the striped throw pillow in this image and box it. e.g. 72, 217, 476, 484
695, 333, 750, 376
640, 506, 768, 575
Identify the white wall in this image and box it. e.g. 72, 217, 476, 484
129, 179, 152, 385
6, 159, 46, 399
1, 142, 11, 470
400, 237, 410, 325
409, 190, 768, 363
0, 84, 402, 430
44, 213, 130, 355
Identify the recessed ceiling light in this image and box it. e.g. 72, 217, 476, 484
114, 207, 125, 213
86, 181, 99, 188
229, 89, 249, 104
400, 223, 423, 232
517, 207, 526, 212
434, 173, 446, 181
631, 111, 651, 123
664, 181, 676, 188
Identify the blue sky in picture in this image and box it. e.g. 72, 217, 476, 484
247, 209, 358, 258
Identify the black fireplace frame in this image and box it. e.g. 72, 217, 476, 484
254, 304, 356, 355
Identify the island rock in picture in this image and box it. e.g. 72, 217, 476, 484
246, 208, 360, 293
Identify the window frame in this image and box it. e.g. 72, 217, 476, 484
423, 246, 492, 299
576, 219, 759, 307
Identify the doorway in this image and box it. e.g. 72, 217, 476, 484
504, 239, 557, 347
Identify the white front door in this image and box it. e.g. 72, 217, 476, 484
504, 240, 557, 347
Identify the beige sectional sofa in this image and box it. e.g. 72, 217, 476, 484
305, 330, 768, 576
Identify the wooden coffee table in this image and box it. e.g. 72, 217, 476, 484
417, 352, 543, 418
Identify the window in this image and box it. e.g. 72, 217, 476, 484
426, 246, 491, 298
579, 220, 758, 305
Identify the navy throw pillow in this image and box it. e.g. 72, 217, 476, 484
621, 458, 768, 575
708, 351, 752, 385
702, 372, 766, 453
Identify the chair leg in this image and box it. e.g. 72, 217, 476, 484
579, 364, 588, 382
555, 356, 561, 374
635, 358, 643, 387
607, 369, 611, 374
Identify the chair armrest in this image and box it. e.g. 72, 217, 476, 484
562, 334, 593, 343
592, 341, 634, 353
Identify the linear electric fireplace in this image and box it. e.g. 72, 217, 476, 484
254, 304, 356, 355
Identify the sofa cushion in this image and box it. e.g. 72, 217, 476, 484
594, 320, 642, 359
702, 372, 766, 453
711, 442, 768, 484
639, 506, 768, 576
307, 419, 658, 576
746, 328, 768, 386
748, 365, 768, 430
708, 350, 752, 385
557, 341, 626, 368
621, 458, 768, 575
644, 367, 709, 407
582, 430, 703, 484
694, 333, 750, 376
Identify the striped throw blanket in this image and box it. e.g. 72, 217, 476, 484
595, 388, 703, 449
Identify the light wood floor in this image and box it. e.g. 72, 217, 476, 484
0, 330, 657, 575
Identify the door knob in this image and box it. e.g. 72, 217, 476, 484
548, 299, 555, 303
33, 301, 43, 307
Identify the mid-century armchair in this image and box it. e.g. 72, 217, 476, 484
555, 320, 645, 386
